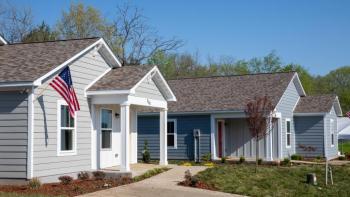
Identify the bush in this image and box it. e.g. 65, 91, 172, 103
204, 162, 215, 167
316, 155, 322, 160
58, 176, 73, 185
239, 156, 245, 164
221, 157, 227, 164
282, 158, 291, 166
77, 171, 90, 180
201, 153, 211, 162
339, 156, 346, 160
258, 158, 263, 165
291, 154, 303, 160
92, 171, 106, 180
183, 170, 193, 186
28, 178, 41, 189
142, 140, 151, 163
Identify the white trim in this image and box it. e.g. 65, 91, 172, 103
294, 112, 327, 116
330, 119, 335, 147
167, 119, 177, 149
99, 38, 122, 67
33, 38, 120, 86
334, 96, 343, 116
285, 118, 291, 148
293, 73, 306, 96
153, 67, 177, 101
87, 90, 132, 96
127, 96, 168, 109
0, 82, 33, 88
84, 67, 112, 97
0, 35, 7, 45
324, 116, 328, 159
159, 109, 168, 165
278, 116, 283, 159
90, 104, 97, 170
57, 100, 77, 156
100, 108, 113, 151
210, 115, 217, 160
27, 87, 34, 179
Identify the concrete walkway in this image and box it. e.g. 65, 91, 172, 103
81, 165, 242, 197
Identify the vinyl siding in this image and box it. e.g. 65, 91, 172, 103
33, 50, 110, 178
134, 77, 165, 101
294, 116, 324, 157
276, 80, 300, 158
325, 107, 338, 159
138, 115, 211, 160
0, 91, 28, 179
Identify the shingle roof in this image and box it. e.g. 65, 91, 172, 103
166, 72, 296, 112
294, 95, 337, 113
0, 37, 99, 83
88, 65, 154, 91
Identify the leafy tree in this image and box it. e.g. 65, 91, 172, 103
249, 52, 282, 73
22, 22, 57, 43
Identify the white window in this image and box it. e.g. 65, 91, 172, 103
57, 100, 76, 156
101, 109, 112, 149
167, 119, 177, 148
286, 119, 291, 148
330, 119, 335, 147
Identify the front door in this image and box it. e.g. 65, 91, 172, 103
218, 121, 223, 158
99, 107, 120, 168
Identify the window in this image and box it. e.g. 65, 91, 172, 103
167, 119, 177, 148
57, 101, 76, 156
331, 119, 335, 147
101, 109, 112, 149
286, 119, 291, 148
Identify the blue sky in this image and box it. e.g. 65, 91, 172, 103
9, 0, 350, 76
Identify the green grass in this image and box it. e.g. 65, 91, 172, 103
195, 164, 350, 197
133, 167, 170, 182
339, 141, 350, 154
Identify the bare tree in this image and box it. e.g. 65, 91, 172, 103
245, 96, 277, 171
0, 2, 33, 43
111, 3, 183, 66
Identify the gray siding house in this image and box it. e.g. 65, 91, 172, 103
0, 36, 176, 182
138, 72, 342, 161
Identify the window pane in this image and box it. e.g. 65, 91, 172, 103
287, 134, 291, 146
287, 121, 291, 133
101, 130, 111, 149
101, 109, 112, 129
61, 129, 73, 151
61, 105, 74, 127
167, 121, 174, 134
167, 134, 174, 147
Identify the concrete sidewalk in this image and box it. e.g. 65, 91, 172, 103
81, 165, 242, 197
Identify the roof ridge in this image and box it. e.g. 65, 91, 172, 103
167, 71, 296, 81
6, 37, 100, 45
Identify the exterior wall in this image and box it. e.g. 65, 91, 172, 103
134, 77, 165, 101
276, 80, 300, 158
325, 107, 338, 159
294, 116, 324, 157
33, 50, 110, 181
137, 114, 211, 160
0, 91, 28, 179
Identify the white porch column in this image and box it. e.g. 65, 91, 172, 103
210, 115, 217, 160
159, 109, 168, 165
120, 103, 130, 171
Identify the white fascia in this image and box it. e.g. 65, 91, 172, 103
0, 35, 7, 45
0, 82, 34, 88
86, 90, 132, 96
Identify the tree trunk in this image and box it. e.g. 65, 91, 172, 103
256, 137, 259, 173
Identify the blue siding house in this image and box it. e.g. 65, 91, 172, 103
138, 72, 343, 161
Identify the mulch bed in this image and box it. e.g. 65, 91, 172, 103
0, 177, 132, 197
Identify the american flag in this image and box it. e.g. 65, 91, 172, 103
347, 111, 350, 118
50, 67, 80, 118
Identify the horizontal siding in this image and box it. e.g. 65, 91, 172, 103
33, 50, 110, 178
138, 115, 211, 160
0, 91, 28, 179
134, 77, 165, 101
325, 107, 338, 159
294, 116, 324, 157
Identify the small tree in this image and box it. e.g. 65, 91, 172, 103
245, 96, 276, 171
142, 140, 151, 163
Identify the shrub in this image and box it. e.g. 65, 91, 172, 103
316, 155, 322, 160
291, 154, 303, 160
339, 156, 346, 160
282, 158, 291, 166
142, 140, 151, 163
221, 157, 227, 164
120, 176, 132, 184
204, 162, 215, 167
77, 171, 90, 180
201, 153, 212, 162
183, 170, 192, 186
92, 171, 106, 180
58, 176, 73, 185
258, 158, 263, 165
28, 178, 41, 189
239, 156, 245, 164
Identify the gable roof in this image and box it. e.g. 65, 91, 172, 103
294, 95, 342, 116
0, 37, 120, 86
166, 72, 297, 113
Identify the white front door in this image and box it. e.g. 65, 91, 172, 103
99, 107, 121, 168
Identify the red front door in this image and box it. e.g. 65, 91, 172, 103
218, 121, 223, 158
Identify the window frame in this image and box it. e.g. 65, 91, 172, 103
167, 119, 177, 149
286, 118, 291, 148
100, 108, 113, 151
57, 100, 77, 156
330, 119, 335, 147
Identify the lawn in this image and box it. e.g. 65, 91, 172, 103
339, 140, 350, 154
195, 164, 350, 197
